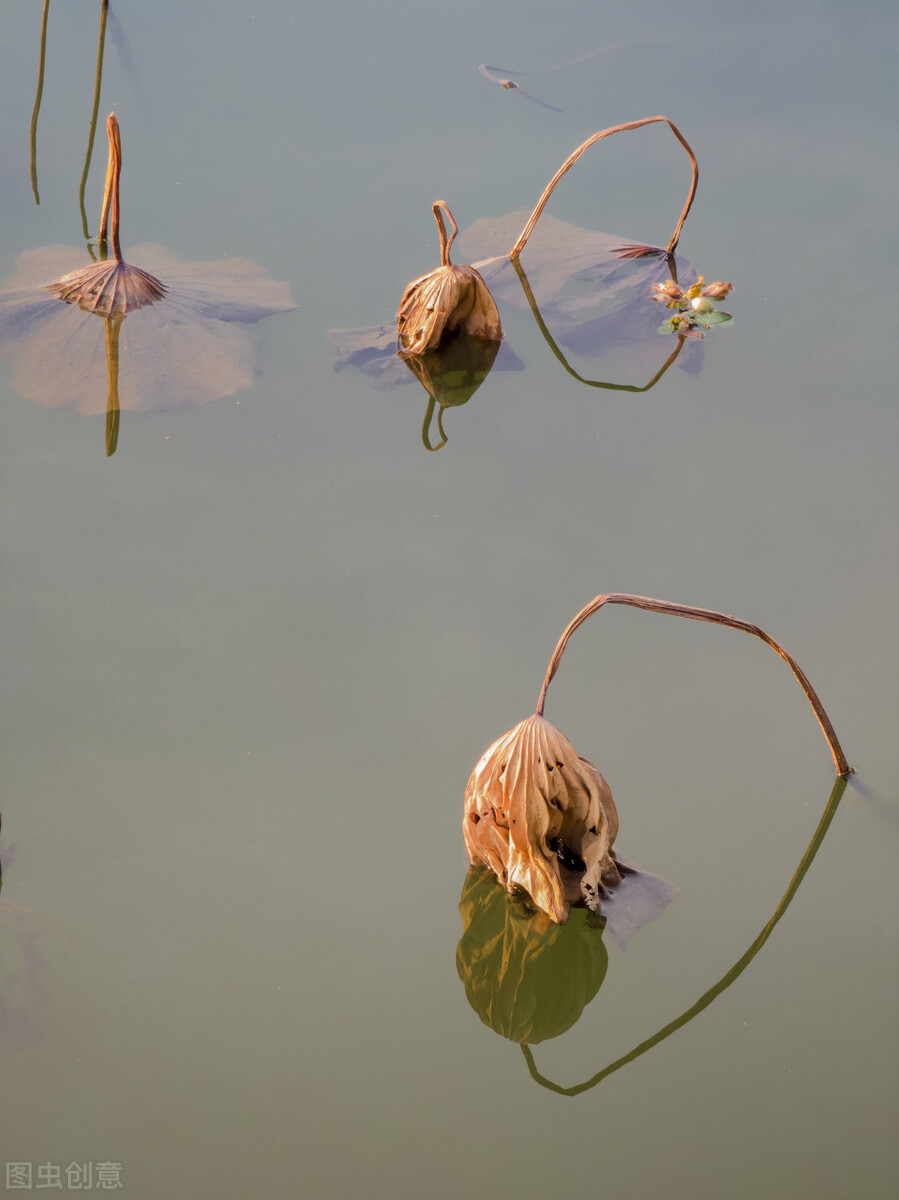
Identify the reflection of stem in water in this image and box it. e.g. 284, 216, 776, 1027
522, 775, 846, 1094
79, 0, 110, 241
103, 313, 123, 456
536, 594, 852, 778
29, 0, 51, 205
510, 117, 699, 261
510, 257, 686, 392
421, 396, 448, 451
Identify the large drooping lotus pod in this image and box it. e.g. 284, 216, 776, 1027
44, 114, 166, 315
464, 713, 621, 925
397, 201, 502, 354
463, 592, 852, 925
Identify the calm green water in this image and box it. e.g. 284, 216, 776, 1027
1, 2, 897, 1197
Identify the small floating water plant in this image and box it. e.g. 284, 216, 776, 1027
464, 593, 851, 925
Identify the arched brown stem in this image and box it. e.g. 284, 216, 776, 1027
432, 200, 459, 267
98, 113, 123, 261
535, 593, 851, 778
509, 117, 699, 261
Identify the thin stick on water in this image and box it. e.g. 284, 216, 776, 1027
534, 593, 852, 778
509, 117, 699, 261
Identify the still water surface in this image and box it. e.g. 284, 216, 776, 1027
1, 2, 897, 1197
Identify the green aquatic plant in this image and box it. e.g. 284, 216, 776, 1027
653, 275, 733, 338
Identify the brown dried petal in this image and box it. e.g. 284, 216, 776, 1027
397, 264, 501, 355
701, 280, 733, 300
463, 714, 618, 924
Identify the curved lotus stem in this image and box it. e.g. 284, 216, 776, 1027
509, 116, 699, 261
521, 773, 847, 1094
421, 395, 448, 451
432, 200, 459, 267
535, 593, 851, 778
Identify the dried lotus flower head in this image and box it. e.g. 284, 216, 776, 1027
463, 592, 852, 926
464, 713, 621, 925
44, 114, 166, 315
397, 201, 502, 355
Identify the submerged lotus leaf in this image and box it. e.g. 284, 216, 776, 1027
0, 243, 295, 414
397, 263, 501, 354
463, 713, 620, 924
456, 865, 609, 1043
457, 210, 700, 362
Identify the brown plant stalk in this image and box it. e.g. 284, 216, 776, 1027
509, 116, 699, 261
535, 593, 851, 778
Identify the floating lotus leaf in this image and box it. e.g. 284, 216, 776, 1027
0, 242, 295, 416
0, 113, 294, 453
464, 713, 620, 925
397, 201, 502, 354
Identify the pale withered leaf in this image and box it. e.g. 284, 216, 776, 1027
463, 713, 620, 925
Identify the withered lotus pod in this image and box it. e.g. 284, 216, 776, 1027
464, 713, 621, 925
397, 201, 502, 354
44, 114, 166, 315
464, 592, 852, 925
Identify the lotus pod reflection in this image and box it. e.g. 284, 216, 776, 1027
397, 201, 502, 354
457, 866, 608, 1044
400, 331, 501, 450
463, 714, 621, 925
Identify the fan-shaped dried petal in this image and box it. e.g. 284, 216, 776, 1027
463, 714, 620, 924
44, 259, 166, 315
397, 264, 501, 355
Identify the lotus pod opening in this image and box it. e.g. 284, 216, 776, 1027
397, 201, 502, 355
463, 713, 621, 925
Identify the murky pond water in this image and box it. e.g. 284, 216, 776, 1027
1, 2, 897, 1197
